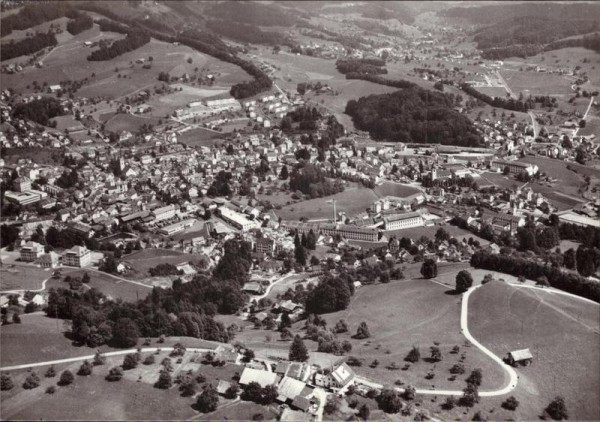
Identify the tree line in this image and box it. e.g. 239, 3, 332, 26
87, 20, 150, 61
470, 251, 600, 302
345, 86, 483, 147
1, 32, 57, 61
343, 73, 417, 90
335, 58, 387, 75
460, 83, 528, 112
205, 19, 293, 46
0, 2, 72, 36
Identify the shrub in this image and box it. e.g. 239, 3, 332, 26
45, 366, 57, 377
105, 366, 123, 382
122, 353, 138, 370
155, 370, 172, 389
58, 370, 74, 386
46, 385, 56, 394
405, 346, 420, 363
1, 373, 14, 391
502, 396, 519, 411
143, 355, 156, 365
23, 372, 41, 389
93, 352, 106, 366
77, 360, 93, 376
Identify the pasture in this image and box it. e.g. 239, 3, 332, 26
475, 86, 509, 98
275, 186, 379, 221
317, 278, 508, 391
177, 127, 225, 147
1, 25, 250, 103
374, 182, 421, 198
104, 113, 161, 133
467, 281, 600, 421
123, 248, 204, 279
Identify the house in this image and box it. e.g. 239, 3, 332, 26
242, 282, 265, 295
280, 408, 310, 422
239, 368, 278, 388
20, 241, 45, 262
506, 348, 533, 366
314, 362, 356, 392
63, 245, 91, 268
216, 380, 232, 396
215, 344, 239, 363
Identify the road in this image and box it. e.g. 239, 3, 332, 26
252, 272, 297, 302
0, 346, 214, 372
0, 277, 51, 294
573, 96, 595, 137
496, 70, 516, 99
528, 111, 539, 138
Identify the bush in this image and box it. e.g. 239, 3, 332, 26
46, 385, 56, 394
442, 396, 456, 410
545, 396, 568, 420
405, 346, 420, 363
58, 370, 74, 386
45, 366, 57, 378
93, 352, 106, 366
77, 360, 93, 376
143, 355, 156, 365
122, 353, 138, 370
23, 372, 41, 389
1, 373, 14, 391
155, 370, 172, 389
105, 366, 123, 382
502, 396, 519, 411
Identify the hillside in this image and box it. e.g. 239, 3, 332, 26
468, 282, 600, 420
344, 87, 482, 147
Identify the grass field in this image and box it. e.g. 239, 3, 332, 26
104, 113, 161, 133
0, 147, 66, 166
466, 282, 600, 421
276, 185, 379, 221
475, 86, 509, 98
501, 69, 575, 97
0, 265, 52, 292
123, 248, 203, 279
203, 401, 278, 421
318, 278, 508, 392
177, 127, 224, 147
374, 182, 421, 198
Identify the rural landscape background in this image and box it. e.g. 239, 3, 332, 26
0, 1, 599, 421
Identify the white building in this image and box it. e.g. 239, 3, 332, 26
383, 212, 424, 230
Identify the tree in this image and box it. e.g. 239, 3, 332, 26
403, 385, 416, 401
377, 388, 402, 413
435, 227, 450, 243
334, 319, 348, 334
420, 259, 437, 279
105, 366, 123, 382
243, 348, 255, 363
77, 360, 93, 376
324, 395, 341, 415
155, 369, 172, 389
82, 272, 91, 283
46, 385, 56, 394
93, 351, 106, 366
355, 321, 370, 339
23, 372, 41, 389
225, 383, 240, 399
545, 396, 568, 420
289, 335, 309, 362
58, 370, 74, 386
279, 165, 289, 180
143, 355, 156, 365
358, 403, 370, 420
455, 270, 474, 293
180, 378, 197, 397
262, 384, 278, 405
196, 384, 219, 412
122, 353, 138, 370
45, 366, 57, 377
112, 317, 139, 348
405, 346, 420, 363
536, 275, 550, 288
503, 165, 511, 175
241, 381, 263, 403
430, 346, 442, 362
442, 396, 456, 410
460, 382, 479, 407
502, 395, 519, 411
12, 312, 21, 324
1, 373, 14, 391
466, 368, 482, 386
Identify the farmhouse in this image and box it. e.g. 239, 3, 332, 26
506, 348, 533, 366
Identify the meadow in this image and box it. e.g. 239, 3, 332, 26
0, 265, 52, 292
123, 248, 205, 279
177, 127, 225, 147
317, 278, 508, 392
467, 282, 600, 420
500, 69, 575, 97
275, 186, 379, 221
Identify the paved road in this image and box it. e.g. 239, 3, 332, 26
0, 346, 214, 372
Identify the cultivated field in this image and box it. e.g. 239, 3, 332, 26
104, 113, 161, 133
318, 278, 508, 392
467, 281, 600, 420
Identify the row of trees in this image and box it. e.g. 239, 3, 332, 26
66, 12, 93, 35
335, 58, 387, 75
470, 251, 600, 302
1, 31, 57, 61
87, 21, 150, 61
460, 83, 528, 112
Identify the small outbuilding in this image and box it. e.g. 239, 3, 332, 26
506, 348, 533, 366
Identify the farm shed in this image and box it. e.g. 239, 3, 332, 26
506, 348, 533, 366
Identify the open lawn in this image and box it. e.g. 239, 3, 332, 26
104, 113, 161, 133
0, 265, 52, 292
374, 182, 421, 198
465, 282, 600, 421
475, 86, 509, 98
0, 147, 66, 166
123, 248, 204, 279
275, 186, 378, 221
203, 401, 278, 421
317, 278, 507, 392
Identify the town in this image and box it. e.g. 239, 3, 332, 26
1, 1, 599, 421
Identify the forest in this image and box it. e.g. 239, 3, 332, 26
12, 97, 64, 126
289, 163, 344, 198
0, 2, 72, 36
344, 73, 417, 89
66, 12, 94, 35
345, 87, 483, 147
471, 251, 600, 302
1, 32, 57, 61
205, 1, 298, 27
87, 20, 150, 61
205, 19, 291, 46
335, 58, 387, 75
